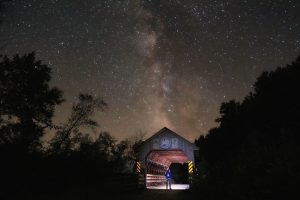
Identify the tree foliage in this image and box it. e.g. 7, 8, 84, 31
195, 54, 300, 199
0, 53, 138, 199
50, 93, 107, 154
0, 52, 63, 151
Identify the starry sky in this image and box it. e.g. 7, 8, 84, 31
1, 0, 300, 141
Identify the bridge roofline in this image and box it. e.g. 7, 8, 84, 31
143, 127, 199, 150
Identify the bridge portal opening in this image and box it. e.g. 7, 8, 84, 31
145, 150, 190, 190
137, 127, 198, 190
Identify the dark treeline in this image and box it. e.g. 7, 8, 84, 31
0, 53, 143, 199
1, 51, 300, 199
194, 55, 300, 199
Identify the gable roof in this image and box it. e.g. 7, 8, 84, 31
143, 127, 198, 149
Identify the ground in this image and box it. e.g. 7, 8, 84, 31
6, 186, 197, 200
119, 189, 196, 200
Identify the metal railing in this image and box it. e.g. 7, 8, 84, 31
146, 174, 166, 187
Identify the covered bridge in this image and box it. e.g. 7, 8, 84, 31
137, 127, 199, 189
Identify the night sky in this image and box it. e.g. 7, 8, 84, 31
1, 0, 300, 141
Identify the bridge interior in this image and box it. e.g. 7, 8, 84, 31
145, 150, 190, 190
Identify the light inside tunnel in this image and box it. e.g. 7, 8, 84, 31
147, 150, 189, 167
145, 150, 190, 190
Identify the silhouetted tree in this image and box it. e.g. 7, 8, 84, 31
0, 52, 63, 152
0, 53, 139, 199
93, 131, 116, 160
127, 130, 146, 160
195, 54, 300, 199
112, 139, 130, 172
50, 93, 107, 154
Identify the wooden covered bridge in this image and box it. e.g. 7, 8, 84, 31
136, 127, 199, 189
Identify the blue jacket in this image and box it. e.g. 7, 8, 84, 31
165, 170, 171, 179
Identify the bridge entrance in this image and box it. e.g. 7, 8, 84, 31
137, 127, 198, 190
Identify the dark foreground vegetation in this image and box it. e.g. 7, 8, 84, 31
195, 55, 300, 199
1, 52, 300, 200
0, 53, 143, 200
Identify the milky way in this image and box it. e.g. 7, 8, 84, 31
1, 0, 300, 141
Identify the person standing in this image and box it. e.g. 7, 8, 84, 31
165, 169, 171, 190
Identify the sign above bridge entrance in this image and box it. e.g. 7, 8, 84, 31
152, 136, 179, 149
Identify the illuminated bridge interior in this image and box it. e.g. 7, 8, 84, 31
137, 127, 198, 190
146, 150, 191, 190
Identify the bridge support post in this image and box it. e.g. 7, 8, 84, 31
188, 160, 194, 188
